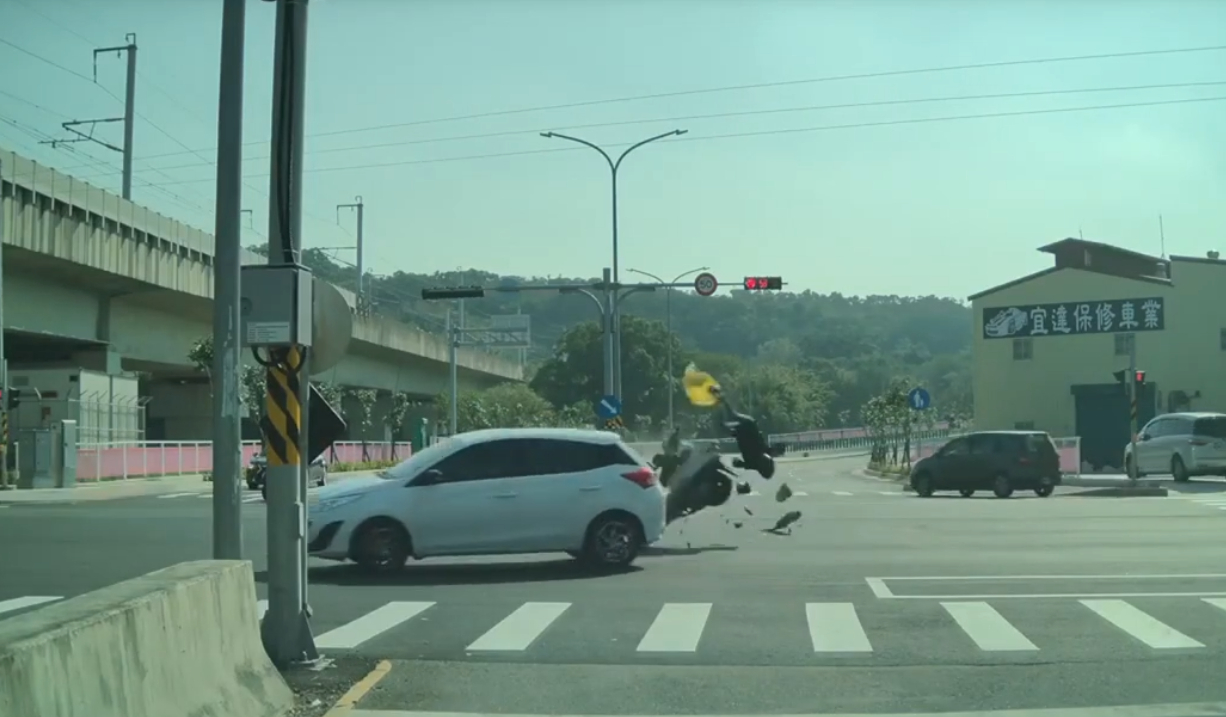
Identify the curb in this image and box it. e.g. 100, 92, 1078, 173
1069, 486, 1170, 497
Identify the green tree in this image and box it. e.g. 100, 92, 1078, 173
436, 382, 560, 433
385, 391, 412, 459
343, 387, 379, 460
530, 316, 685, 429
187, 336, 264, 417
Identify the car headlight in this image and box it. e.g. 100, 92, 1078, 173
313, 495, 362, 513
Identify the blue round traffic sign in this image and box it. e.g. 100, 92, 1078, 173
595, 395, 622, 420
907, 387, 931, 411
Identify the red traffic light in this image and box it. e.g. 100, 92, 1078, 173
742, 276, 782, 291
1135, 370, 1146, 384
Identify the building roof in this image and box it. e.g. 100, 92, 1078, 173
968, 238, 1173, 302
1037, 237, 1164, 264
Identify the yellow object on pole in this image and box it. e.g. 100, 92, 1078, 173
682, 364, 722, 407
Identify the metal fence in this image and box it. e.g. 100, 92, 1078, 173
9, 395, 146, 444
75, 440, 412, 482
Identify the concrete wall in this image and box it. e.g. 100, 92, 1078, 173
969, 263, 1222, 436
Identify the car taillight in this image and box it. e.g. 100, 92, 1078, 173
622, 466, 657, 488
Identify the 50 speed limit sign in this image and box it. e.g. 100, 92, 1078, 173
693, 272, 718, 297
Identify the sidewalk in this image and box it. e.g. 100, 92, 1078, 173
0, 469, 380, 504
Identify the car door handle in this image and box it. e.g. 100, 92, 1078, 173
580, 486, 602, 492
492, 493, 518, 499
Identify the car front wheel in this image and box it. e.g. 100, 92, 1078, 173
351, 518, 411, 573
913, 472, 935, 497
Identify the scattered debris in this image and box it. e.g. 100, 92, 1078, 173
736, 481, 752, 495
775, 483, 793, 502
764, 510, 802, 535
743, 506, 753, 515
732, 521, 743, 529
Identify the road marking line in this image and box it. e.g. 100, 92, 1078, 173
864, 578, 894, 599
877, 491, 902, 496
637, 602, 711, 652
242, 495, 263, 503
746, 491, 761, 497
1081, 599, 1204, 649
942, 601, 1037, 651
832, 491, 853, 496
158, 492, 196, 499
806, 602, 872, 652
316, 601, 435, 649
0, 596, 61, 616
1203, 598, 1226, 613
467, 601, 570, 652
792, 491, 809, 496
257, 599, 268, 619
323, 660, 393, 717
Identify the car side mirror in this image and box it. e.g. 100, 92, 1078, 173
1138, 433, 1150, 442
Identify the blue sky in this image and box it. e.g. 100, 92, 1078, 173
1, 0, 1223, 303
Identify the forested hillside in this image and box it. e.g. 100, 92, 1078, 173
250, 246, 973, 433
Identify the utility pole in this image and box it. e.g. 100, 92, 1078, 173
1127, 339, 1139, 483
336, 197, 365, 304
41, 35, 138, 200
0, 158, 8, 490
260, 0, 317, 667
211, 0, 246, 560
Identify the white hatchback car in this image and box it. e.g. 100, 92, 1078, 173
306, 427, 666, 571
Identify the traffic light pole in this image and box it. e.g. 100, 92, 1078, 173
1127, 339, 1139, 482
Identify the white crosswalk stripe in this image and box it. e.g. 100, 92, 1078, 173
10, 594, 1223, 661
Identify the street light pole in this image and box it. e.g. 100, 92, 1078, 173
627, 267, 708, 433
540, 129, 686, 402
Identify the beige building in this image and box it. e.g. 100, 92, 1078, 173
970, 238, 1226, 471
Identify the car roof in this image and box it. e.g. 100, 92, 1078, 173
1156, 412, 1226, 420
966, 430, 1048, 436
453, 427, 623, 447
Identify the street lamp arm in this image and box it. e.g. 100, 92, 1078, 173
559, 287, 606, 316
627, 268, 665, 285
613, 129, 687, 172
540, 132, 614, 171
671, 266, 709, 284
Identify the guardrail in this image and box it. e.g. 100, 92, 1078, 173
75, 440, 412, 482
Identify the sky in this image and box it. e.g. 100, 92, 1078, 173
1, 0, 1223, 307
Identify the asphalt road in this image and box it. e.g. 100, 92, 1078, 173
4, 454, 1226, 715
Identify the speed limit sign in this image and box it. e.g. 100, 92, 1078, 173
693, 272, 718, 297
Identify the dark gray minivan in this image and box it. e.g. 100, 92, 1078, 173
909, 431, 1062, 499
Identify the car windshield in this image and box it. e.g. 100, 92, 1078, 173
380, 439, 455, 480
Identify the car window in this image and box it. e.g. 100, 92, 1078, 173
942, 438, 969, 455
522, 439, 637, 475
1024, 434, 1054, 455
1193, 417, 1226, 439
431, 440, 536, 481
383, 439, 456, 481
967, 435, 996, 455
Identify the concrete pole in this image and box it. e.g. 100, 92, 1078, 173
211, 0, 246, 560
0, 158, 7, 489
448, 311, 458, 436
263, 0, 315, 667
1128, 338, 1138, 482
354, 197, 364, 304
602, 268, 614, 398
121, 36, 137, 201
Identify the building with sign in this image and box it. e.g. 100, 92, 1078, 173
970, 238, 1226, 471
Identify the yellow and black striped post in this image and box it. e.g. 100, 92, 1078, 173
262, 347, 303, 467
0, 410, 8, 488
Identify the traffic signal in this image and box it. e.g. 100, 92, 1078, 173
1135, 370, 1146, 386
421, 285, 485, 300
1, 389, 13, 411
742, 276, 783, 291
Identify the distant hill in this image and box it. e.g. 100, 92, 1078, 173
251, 245, 973, 422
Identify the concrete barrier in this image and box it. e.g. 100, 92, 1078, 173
0, 560, 293, 717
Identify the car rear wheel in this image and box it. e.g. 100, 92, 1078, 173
351, 517, 411, 573
581, 513, 643, 569
913, 473, 935, 497
1034, 476, 1055, 497
1172, 455, 1190, 483
993, 474, 1014, 498
959, 488, 975, 498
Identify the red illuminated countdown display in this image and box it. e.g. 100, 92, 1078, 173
742, 276, 783, 291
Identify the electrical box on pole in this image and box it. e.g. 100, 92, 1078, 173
240, 265, 315, 348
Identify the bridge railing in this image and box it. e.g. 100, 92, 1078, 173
75, 440, 413, 482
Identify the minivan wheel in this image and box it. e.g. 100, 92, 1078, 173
993, 474, 1014, 498
351, 517, 411, 573
913, 473, 935, 497
959, 488, 975, 498
1034, 479, 1054, 498
1172, 456, 1190, 483
582, 513, 643, 568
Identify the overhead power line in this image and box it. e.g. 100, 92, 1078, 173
132, 94, 1226, 188
75, 80, 1226, 176
72, 42, 1226, 164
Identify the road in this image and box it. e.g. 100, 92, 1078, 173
3, 454, 1226, 714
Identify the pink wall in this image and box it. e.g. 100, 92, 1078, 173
76, 441, 413, 482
